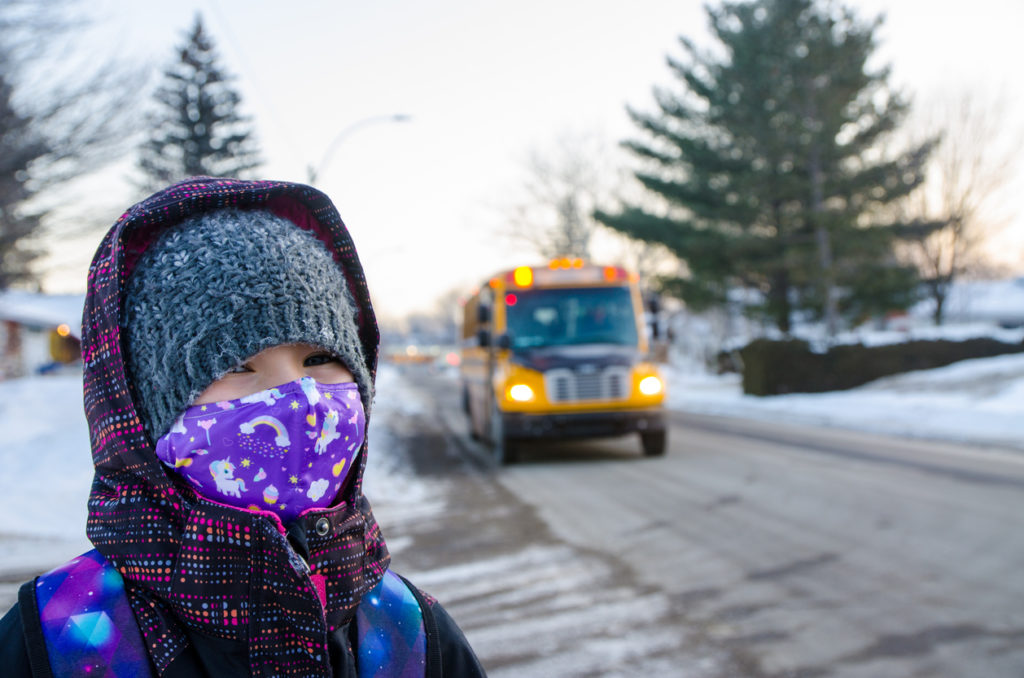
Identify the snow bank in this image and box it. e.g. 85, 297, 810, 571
665, 352, 1024, 451
0, 366, 431, 546
0, 374, 92, 539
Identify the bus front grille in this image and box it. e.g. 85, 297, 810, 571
544, 367, 630, 402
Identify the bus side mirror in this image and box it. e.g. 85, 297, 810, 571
646, 293, 662, 340
477, 305, 491, 323
477, 329, 491, 347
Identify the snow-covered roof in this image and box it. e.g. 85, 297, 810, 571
0, 290, 85, 338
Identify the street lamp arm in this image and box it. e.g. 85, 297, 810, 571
308, 113, 411, 184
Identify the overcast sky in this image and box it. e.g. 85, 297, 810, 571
46, 0, 1024, 321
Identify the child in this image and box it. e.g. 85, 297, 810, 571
0, 177, 487, 677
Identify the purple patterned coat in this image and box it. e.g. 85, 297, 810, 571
81, 177, 390, 676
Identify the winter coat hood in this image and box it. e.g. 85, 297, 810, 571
82, 177, 389, 676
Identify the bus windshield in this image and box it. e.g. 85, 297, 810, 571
505, 286, 639, 349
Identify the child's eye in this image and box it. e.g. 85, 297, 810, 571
304, 353, 339, 367
226, 364, 251, 374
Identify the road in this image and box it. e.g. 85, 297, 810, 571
378, 366, 1024, 678
3, 364, 1021, 677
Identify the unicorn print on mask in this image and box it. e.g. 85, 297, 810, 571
300, 376, 321, 406
314, 410, 342, 455
240, 386, 286, 407
210, 459, 246, 498
155, 377, 365, 524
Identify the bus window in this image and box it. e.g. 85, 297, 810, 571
505, 287, 638, 349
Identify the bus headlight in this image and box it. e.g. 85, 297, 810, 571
638, 376, 663, 396
509, 384, 534, 402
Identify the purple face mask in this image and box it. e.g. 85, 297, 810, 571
155, 377, 365, 524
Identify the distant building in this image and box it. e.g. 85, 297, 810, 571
0, 291, 85, 379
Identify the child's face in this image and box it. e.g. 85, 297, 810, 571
193, 342, 355, 405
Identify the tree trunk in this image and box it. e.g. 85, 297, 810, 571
810, 147, 839, 339
771, 270, 792, 334
932, 278, 950, 326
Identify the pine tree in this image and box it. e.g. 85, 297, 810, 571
596, 0, 934, 334
138, 15, 261, 188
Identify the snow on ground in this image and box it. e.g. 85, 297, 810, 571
361, 364, 451, 556
664, 351, 1024, 452
0, 374, 92, 540
0, 364, 445, 570
0, 373, 93, 574
827, 323, 1024, 348
1, 346, 1022, 570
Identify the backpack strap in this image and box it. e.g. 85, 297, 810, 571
27, 554, 431, 678
30, 549, 153, 678
355, 570, 430, 678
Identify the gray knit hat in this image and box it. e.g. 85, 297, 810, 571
123, 208, 372, 441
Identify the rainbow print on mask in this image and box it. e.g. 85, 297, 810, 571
239, 415, 291, 447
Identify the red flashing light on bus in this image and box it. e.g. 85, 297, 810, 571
505, 293, 518, 306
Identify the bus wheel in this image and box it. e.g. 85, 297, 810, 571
640, 430, 667, 457
491, 410, 517, 465
494, 436, 517, 465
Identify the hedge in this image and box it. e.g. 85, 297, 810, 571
738, 337, 1024, 396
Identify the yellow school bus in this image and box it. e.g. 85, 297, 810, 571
460, 258, 666, 463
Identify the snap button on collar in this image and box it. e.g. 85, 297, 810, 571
314, 517, 331, 537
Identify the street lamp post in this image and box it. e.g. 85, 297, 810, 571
307, 114, 411, 185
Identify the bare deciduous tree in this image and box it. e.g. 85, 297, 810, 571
901, 90, 1019, 324
0, 0, 142, 289
503, 133, 611, 261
